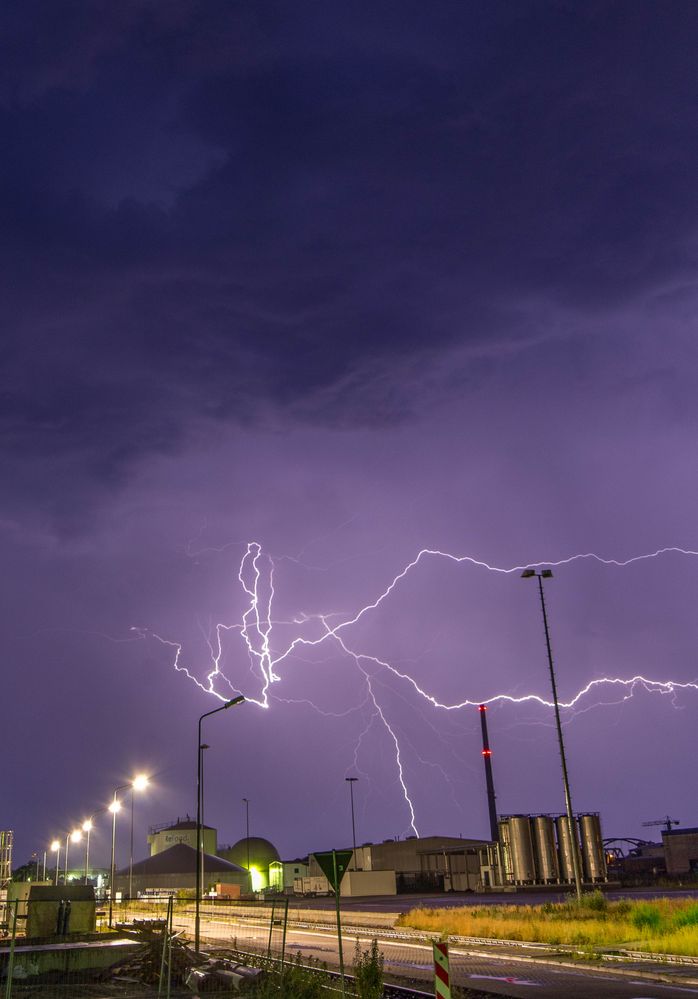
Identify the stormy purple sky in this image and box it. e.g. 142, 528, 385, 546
3, 1, 698, 871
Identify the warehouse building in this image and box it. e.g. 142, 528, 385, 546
114, 843, 249, 897
305, 835, 489, 894
663, 827, 698, 876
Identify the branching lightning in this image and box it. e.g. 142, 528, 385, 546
141, 542, 698, 835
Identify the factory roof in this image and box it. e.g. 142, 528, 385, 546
117, 843, 247, 876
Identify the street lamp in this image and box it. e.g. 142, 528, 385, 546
196, 695, 245, 952
82, 819, 93, 885
129, 774, 149, 899
64, 829, 82, 884
521, 567, 583, 900
108, 794, 123, 927
345, 778, 358, 866
242, 798, 250, 873
50, 839, 61, 885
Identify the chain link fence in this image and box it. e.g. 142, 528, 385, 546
0, 895, 302, 998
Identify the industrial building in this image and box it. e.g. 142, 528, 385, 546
269, 857, 309, 892
662, 827, 698, 876
305, 835, 489, 895
218, 837, 280, 891
481, 813, 607, 888
114, 843, 249, 896
148, 818, 216, 857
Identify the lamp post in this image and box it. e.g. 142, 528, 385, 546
199, 746, 209, 909
196, 696, 245, 952
521, 568, 583, 900
129, 774, 149, 899
51, 840, 61, 885
242, 798, 250, 873
345, 778, 358, 867
108, 791, 125, 927
82, 819, 93, 885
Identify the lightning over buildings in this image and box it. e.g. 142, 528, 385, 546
141, 542, 698, 835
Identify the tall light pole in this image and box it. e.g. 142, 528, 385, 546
129, 774, 149, 899
109, 790, 125, 927
345, 778, 358, 867
242, 798, 250, 874
50, 840, 61, 885
522, 568, 583, 900
196, 696, 245, 952
199, 746, 210, 909
82, 819, 93, 885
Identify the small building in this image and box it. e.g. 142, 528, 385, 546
307, 836, 489, 894
219, 837, 281, 891
148, 818, 217, 857
269, 857, 309, 892
115, 843, 249, 896
663, 827, 698, 876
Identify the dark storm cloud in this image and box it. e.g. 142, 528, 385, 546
2, 0, 698, 491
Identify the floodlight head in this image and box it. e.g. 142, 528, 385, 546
50, 840, 60, 852
70, 829, 82, 843
345, 776, 359, 783
225, 695, 245, 708
132, 773, 149, 792
109, 799, 122, 814
82, 819, 92, 832
541, 569, 554, 578
521, 568, 536, 578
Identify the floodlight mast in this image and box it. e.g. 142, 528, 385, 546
522, 567, 583, 901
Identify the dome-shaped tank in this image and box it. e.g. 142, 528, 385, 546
219, 837, 281, 890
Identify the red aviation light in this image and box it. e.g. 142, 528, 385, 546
482, 749, 492, 757
479, 704, 487, 712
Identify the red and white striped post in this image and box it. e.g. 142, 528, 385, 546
433, 940, 451, 999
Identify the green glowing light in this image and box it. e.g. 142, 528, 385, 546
249, 865, 266, 892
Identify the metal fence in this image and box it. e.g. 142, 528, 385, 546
0, 895, 296, 998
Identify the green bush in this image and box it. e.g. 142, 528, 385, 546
579, 890, 608, 913
631, 903, 663, 932
353, 938, 384, 999
674, 903, 698, 928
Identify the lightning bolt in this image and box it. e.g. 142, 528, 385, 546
140, 542, 698, 835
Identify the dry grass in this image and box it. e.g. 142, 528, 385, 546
396, 894, 698, 956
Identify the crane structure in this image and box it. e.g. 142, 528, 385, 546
642, 816, 680, 834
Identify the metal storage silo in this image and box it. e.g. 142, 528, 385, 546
555, 814, 578, 883
532, 815, 559, 883
498, 818, 513, 883
578, 813, 606, 882
508, 815, 536, 883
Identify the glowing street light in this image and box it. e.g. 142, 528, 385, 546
50, 839, 61, 886
108, 795, 122, 927
82, 819, 93, 885
129, 774, 149, 899
65, 828, 82, 884
521, 567, 583, 901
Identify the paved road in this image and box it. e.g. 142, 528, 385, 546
116, 900, 698, 999
280, 924, 698, 999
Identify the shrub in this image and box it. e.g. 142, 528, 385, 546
631, 904, 663, 933
353, 938, 384, 999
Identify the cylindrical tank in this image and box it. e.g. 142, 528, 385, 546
578, 813, 606, 882
508, 815, 536, 882
555, 814, 578, 883
497, 818, 513, 883
531, 815, 559, 883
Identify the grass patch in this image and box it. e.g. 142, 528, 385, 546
396, 895, 698, 956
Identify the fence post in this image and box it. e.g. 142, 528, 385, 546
4, 901, 18, 999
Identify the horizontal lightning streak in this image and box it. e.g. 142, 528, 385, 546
142, 540, 698, 832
